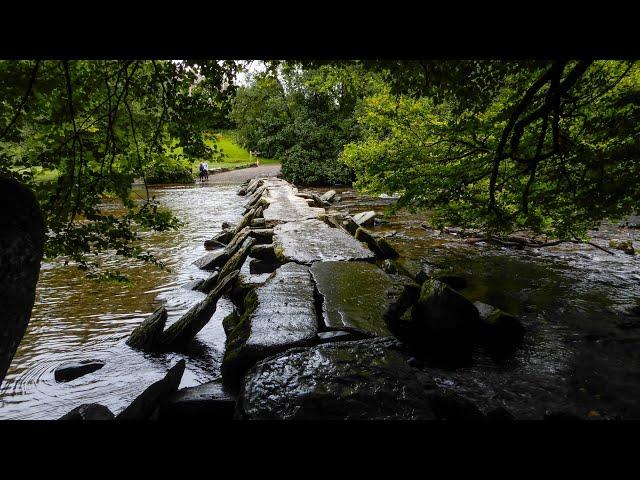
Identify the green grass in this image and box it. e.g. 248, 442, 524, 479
204, 131, 279, 168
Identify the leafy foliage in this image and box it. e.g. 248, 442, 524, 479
342, 60, 640, 239
0, 60, 239, 275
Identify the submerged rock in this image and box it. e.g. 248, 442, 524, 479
310, 261, 414, 337
352, 210, 377, 227
117, 360, 186, 420
157, 379, 236, 420
237, 337, 439, 420
222, 262, 318, 388
59, 403, 115, 421
273, 219, 375, 265
54, 360, 105, 382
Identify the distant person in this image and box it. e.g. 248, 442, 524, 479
203, 161, 209, 180
198, 162, 205, 182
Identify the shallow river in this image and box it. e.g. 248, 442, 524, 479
1, 180, 639, 419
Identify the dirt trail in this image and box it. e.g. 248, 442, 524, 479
203, 164, 281, 185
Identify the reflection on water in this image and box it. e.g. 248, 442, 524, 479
308, 187, 640, 418
0, 183, 244, 419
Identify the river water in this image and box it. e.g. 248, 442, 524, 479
1, 179, 639, 419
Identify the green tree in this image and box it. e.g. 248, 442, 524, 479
0, 60, 239, 274
342, 60, 640, 240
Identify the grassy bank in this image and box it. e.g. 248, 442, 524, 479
196, 131, 279, 174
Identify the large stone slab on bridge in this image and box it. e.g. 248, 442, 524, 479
273, 219, 376, 265
261, 178, 325, 224
236, 337, 439, 420
221, 262, 318, 387
310, 261, 416, 337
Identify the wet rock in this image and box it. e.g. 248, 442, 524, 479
474, 301, 525, 352
157, 379, 236, 420
159, 271, 239, 350
352, 210, 377, 227
250, 218, 266, 228
273, 219, 375, 265
427, 390, 484, 420
248, 228, 274, 244
436, 275, 468, 290
221, 221, 235, 230
237, 337, 438, 420
204, 230, 233, 249
0, 177, 45, 386
249, 244, 278, 263
116, 360, 186, 420
316, 330, 367, 344
388, 279, 480, 361
382, 259, 398, 274
354, 227, 383, 257
193, 249, 227, 270
217, 237, 256, 281
320, 189, 337, 202
310, 261, 415, 337
59, 403, 115, 421
376, 236, 400, 259
222, 262, 318, 388
126, 307, 167, 352
194, 272, 219, 294
261, 178, 325, 225
54, 360, 105, 382
392, 258, 434, 284
609, 239, 635, 255
249, 258, 279, 275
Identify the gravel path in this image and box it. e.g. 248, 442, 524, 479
203, 164, 281, 185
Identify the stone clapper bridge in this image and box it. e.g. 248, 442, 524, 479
73, 176, 524, 421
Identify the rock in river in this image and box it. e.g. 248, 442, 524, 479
310, 261, 417, 337
352, 210, 377, 227
273, 219, 375, 265
54, 359, 105, 382
221, 262, 318, 388
59, 403, 115, 421
237, 337, 440, 420
156, 379, 236, 420
474, 301, 525, 352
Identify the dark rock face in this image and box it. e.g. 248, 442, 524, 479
156, 379, 236, 420
474, 301, 525, 353
0, 178, 45, 387
435, 275, 468, 290
273, 219, 375, 265
204, 230, 233, 249
222, 262, 318, 388
54, 360, 105, 383
116, 359, 185, 420
387, 279, 480, 362
192, 249, 227, 270
237, 337, 439, 420
310, 261, 414, 337
249, 258, 279, 275
59, 403, 115, 421
126, 307, 167, 351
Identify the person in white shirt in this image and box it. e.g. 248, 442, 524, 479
202, 161, 209, 180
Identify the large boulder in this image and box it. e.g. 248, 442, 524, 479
0, 178, 45, 387
310, 261, 417, 337
473, 301, 525, 353
116, 360, 186, 420
389, 279, 481, 361
54, 359, 105, 382
273, 219, 375, 265
156, 379, 236, 420
59, 403, 115, 421
221, 262, 318, 388
237, 337, 440, 420
320, 189, 337, 203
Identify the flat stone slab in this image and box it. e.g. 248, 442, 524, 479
261, 179, 325, 224
222, 262, 319, 386
273, 219, 376, 265
311, 261, 405, 336
237, 337, 439, 420
158, 380, 236, 420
